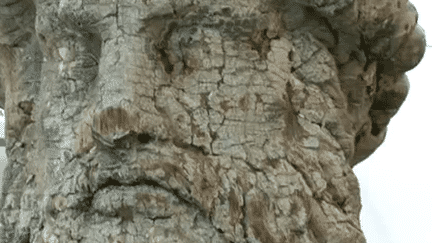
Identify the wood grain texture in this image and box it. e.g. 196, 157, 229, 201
0, 0, 426, 242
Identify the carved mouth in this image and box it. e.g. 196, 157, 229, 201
61, 169, 201, 224
50, 129, 207, 227
72, 147, 200, 220
90, 182, 185, 220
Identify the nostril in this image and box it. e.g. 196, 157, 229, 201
38, 33, 46, 43
137, 132, 153, 144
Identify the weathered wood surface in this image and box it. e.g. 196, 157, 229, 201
0, 0, 426, 242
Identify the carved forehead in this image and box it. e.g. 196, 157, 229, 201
34, 0, 267, 33
32, 0, 277, 62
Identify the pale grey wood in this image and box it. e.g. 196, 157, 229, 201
0, 0, 426, 242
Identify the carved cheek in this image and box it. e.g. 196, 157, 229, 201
74, 106, 96, 154
58, 47, 74, 62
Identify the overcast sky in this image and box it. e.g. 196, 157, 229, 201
0, 2, 430, 242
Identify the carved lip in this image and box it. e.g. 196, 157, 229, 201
81, 165, 198, 217
90, 184, 178, 219
71, 139, 200, 217
77, 177, 203, 223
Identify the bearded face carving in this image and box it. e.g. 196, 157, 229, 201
0, 0, 425, 242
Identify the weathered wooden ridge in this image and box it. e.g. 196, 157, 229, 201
0, 0, 426, 242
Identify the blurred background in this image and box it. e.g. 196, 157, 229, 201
0, 1, 430, 242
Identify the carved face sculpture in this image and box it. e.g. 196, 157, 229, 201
0, 0, 425, 242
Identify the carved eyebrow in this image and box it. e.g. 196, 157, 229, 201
35, 9, 102, 41
55, 12, 101, 36
74, 54, 99, 67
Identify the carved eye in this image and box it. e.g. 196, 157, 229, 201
68, 54, 99, 82
74, 54, 98, 68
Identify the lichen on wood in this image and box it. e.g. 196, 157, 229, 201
0, 0, 426, 242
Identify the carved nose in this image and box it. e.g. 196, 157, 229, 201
91, 106, 158, 148
91, 106, 137, 147
93, 107, 132, 136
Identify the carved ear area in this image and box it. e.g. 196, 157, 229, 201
382, 25, 426, 75
0, 0, 36, 46
371, 0, 419, 59
368, 74, 409, 135
365, 1, 425, 74
392, 1, 418, 39
351, 122, 387, 167
371, 74, 410, 111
